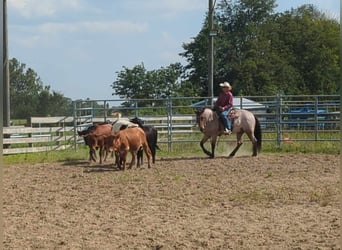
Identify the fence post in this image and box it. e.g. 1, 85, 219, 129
167, 98, 172, 152
276, 95, 282, 147
73, 101, 77, 151
134, 101, 139, 117
314, 96, 318, 140
104, 100, 108, 121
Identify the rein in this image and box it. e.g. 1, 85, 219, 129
112, 118, 119, 125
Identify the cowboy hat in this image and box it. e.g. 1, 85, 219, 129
219, 81, 232, 89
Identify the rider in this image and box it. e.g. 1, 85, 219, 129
214, 81, 234, 134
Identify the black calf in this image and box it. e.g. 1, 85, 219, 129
130, 117, 159, 164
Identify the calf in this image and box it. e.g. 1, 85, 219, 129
83, 133, 111, 164
110, 127, 152, 170
102, 134, 122, 167
77, 123, 113, 163
130, 117, 160, 163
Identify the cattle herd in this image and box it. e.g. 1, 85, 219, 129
77, 113, 159, 170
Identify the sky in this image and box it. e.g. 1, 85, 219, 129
7, 0, 340, 101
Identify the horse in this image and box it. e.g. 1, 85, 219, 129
130, 117, 160, 164
195, 108, 262, 158
111, 112, 138, 132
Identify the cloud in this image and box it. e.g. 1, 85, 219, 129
277, 0, 339, 20
121, 0, 206, 19
311, 0, 339, 9
316, 0, 340, 19
8, 0, 206, 20
8, 0, 83, 18
36, 20, 148, 35
10, 20, 148, 48
135, 0, 205, 12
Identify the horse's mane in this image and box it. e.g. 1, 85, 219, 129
111, 111, 138, 132
111, 111, 129, 124
204, 108, 215, 121
112, 111, 122, 119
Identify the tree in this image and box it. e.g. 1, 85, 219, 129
111, 62, 189, 107
180, 1, 339, 96
275, 5, 340, 95
10, 58, 43, 118
10, 58, 73, 118
39, 90, 73, 116
181, 0, 278, 96
181, 28, 211, 97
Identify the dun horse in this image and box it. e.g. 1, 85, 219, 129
195, 108, 262, 158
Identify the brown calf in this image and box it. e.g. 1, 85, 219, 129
110, 127, 152, 170
84, 134, 112, 164
78, 123, 113, 163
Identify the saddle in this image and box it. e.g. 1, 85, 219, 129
212, 107, 235, 130
228, 108, 239, 119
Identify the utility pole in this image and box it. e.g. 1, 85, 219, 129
1, 2, 5, 249
208, 0, 216, 105
3, 0, 10, 127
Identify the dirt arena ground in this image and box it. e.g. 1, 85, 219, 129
3, 153, 340, 249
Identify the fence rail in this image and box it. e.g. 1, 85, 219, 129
3, 95, 340, 155
3, 126, 73, 154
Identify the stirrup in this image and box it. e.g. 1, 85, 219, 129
224, 128, 232, 135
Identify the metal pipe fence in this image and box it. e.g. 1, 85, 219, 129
3, 95, 338, 155
73, 95, 340, 151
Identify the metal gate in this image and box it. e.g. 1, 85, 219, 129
72, 95, 340, 151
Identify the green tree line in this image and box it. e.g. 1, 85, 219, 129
10, 1, 339, 118
113, 1, 339, 99
9, 58, 73, 119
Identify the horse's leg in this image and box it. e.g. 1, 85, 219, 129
245, 131, 258, 156
200, 134, 214, 158
229, 132, 244, 157
210, 136, 218, 158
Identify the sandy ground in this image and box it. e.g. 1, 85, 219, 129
3, 153, 340, 249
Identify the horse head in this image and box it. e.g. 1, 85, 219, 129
195, 108, 214, 132
111, 111, 122, 119
195, 108, 204, 129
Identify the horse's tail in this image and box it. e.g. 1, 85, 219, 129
254, 116, 262, 152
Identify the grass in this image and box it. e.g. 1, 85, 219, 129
4, 147, 87, 165
3, 136, 339, 165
